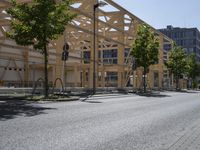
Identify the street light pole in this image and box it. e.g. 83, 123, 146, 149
93, 1, 107, 95
93, 4, 96, 95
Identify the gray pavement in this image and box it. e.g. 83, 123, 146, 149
0, 91, 200, 150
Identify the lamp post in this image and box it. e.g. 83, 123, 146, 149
93, 1, 107, 94
135, 75, 138, 90
33, 62, 36, 88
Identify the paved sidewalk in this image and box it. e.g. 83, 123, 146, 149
166, 118, 200, 150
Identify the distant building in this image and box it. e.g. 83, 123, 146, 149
159, 25, 200, 61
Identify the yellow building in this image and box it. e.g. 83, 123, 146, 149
0, 0, 173, 90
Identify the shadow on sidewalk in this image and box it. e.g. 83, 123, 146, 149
0, 96, 55, 121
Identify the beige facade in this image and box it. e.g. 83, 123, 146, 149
0, 0, 173, 90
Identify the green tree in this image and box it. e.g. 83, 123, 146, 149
7, 0, 76, 98
131, 24, 159, 93
186, 53, 200, 89
165, 44, 187, 90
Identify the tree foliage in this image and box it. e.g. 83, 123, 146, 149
131, 24, 159, 69
186, 53, 200, 79
186, 53, 200, 88
165, 44, 187, 90
7, 0, 76, 53
7, 0, 76, 97
131, 24, 159, 92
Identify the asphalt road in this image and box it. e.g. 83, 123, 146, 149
1, 91, 200, 150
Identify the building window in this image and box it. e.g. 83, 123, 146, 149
185, 31, 193, 37
180, 40, 183, 46
83, 51, 91, 64
102, 49, 118, 65
193, 31, 196, 37
180, 32, 183, 38
173, 32, 177, 38
103, 49, 117, 58
163, 44, 171, 51
193, 39, 196, 45
106, 72, 118, 87
188, 48, 194, 53
185, 39, 193, 46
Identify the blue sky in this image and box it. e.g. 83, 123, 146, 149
113, 0, 200, 30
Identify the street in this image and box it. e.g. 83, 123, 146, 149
1, 91, 200, 150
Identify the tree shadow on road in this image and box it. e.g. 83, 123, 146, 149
0, 96, 55, 121
81, 100, 103, 104
175, 90, 199, 93
136, 92, 171, 98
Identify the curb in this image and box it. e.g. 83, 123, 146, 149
44, 97, 80, 102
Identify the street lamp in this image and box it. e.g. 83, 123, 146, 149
93, 1, 107, 94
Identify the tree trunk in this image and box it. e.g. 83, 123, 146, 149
175, 75, 179, 91
143, 68, 147, 93
192, 79, 194, 89
44, 44, 48, 98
